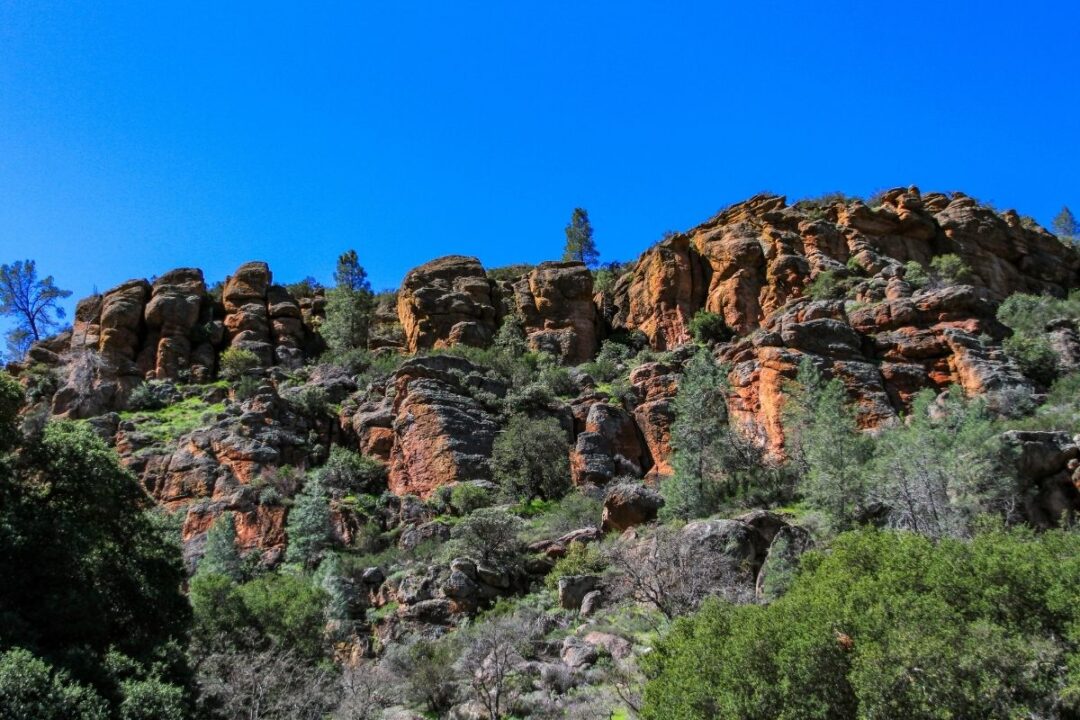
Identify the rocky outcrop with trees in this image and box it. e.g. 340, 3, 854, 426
6, 189, 1080, 718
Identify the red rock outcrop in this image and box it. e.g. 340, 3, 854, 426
396, 256, 500, 353
344, 355, 505, 498
513, 261, 599, 363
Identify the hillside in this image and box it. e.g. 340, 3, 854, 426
6, 187, 1080, 718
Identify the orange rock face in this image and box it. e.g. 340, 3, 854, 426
396, 256, 500, 353
513, 262, 598, 363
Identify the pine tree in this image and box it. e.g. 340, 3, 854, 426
1052, 206, 1078, 242
285, 477, 331, 568
197, 512, 243, 581
562, 208, 599, 268
320, 249, 375, 354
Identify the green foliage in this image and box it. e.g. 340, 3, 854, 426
197, 512, 242, 581
218, 347, 260, 379
784, 359, 873, 532
544, 541, 606, 590
525, 491, 603, 540
806, 270, 851, 300
594, 260, 633, 293
285, 384, 330, 417
319, 445, 386, 497
0, 259, 72, 359
793, 192, 859, 219
119, 394, 225, 446
996, 291, 1080, 385
562, 207, 599, 268
283, 276, 323, 299
929, 253, 973, 283
450, 483, 493, 514
127, 381, 170, 411
491, 414, 571, 501
189, 571, 329, 661
662, 350, 773, 519
688, 310, 733, 345
321, 249, 375, 354
451, 508, 525, 568
0, 370, 23, 452
117, 676, 187, 720
902, 260, 930, 289
0, 420, 191, 702
0, 648, 108, 720
1004, 333, 1060, 385
640, 527, 1080, 720
285, 477, 332, 568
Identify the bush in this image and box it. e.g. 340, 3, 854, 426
219, 347, 260, 379
526, 491, 603, 539
286, 385, 330, 417
902, 260, 930, 289
930, 253, 973, 283
1003, 334, 1060, 385
806, 270, 848, 300
491, 414, 571, 501
232, 374, 261, 401
450, 483, 493, 515
640, 527, 1080, 720
689, 310, 733, 344
452, 508, 525, 568
544, 541, 606, 590
319, 446, 386, 497
127, 381, 174, 412
0, 648, 108, 720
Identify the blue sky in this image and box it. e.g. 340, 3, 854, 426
1, 1, 1078, 327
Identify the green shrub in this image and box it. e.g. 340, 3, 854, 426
806, 270, 847, 300
689, 310, 733, 344
219, 347, 260, 379
902, 260, 930, 289
491, 414, 571, 501
1003, 334, 1059, 386
450, 483, 493, 515
319, 446, 386, 497
640, 527, 1080, 720
0, 648, 108, 720
526, 491, 603, 539
232, 374, 261, 401
930, 253, 973, 283
286, 385, 330, 417
127, 382, 168, 411
451, 508, 525, 568
544, 541, 606, 590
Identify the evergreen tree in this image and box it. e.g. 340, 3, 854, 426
661, 349, 766, 518
562, 207, 599, 268
285, 477, 331, 568
785, 358, 873, 531
1052, 205, 1078, 241
0, 259, 72, 359
320, 249, 375, 354
197, 512, 243, 581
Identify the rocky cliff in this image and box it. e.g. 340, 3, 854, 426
15, 187, 1080, 571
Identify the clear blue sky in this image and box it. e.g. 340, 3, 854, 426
1, 1, 1078, 325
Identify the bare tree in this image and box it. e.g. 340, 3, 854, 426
196, 646, 337, 720
606, 525, 752, 621
456, 612, 542, 719
333, 663, 395, 720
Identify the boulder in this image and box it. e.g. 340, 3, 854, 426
602, 483, 664, 531
557, 574, 600, 611
396, 256, 499, 352
512, 261, 598, 363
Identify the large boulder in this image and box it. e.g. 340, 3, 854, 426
396, 256, 499, 353
512, 261, 599, 363
602, 483, 664, 531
